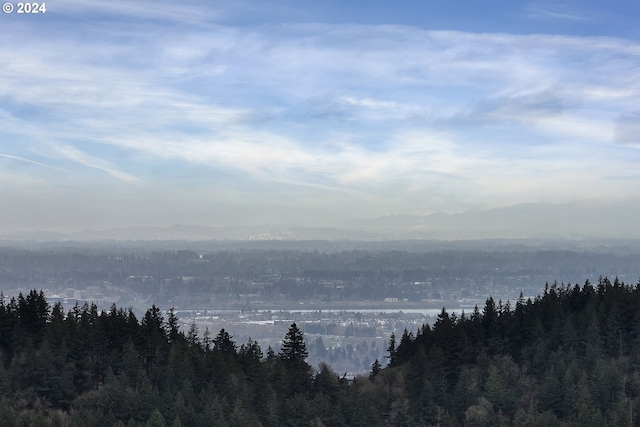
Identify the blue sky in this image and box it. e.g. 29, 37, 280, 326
1, 0, 640, 233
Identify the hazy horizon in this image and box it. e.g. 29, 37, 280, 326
2, 1, 640, 235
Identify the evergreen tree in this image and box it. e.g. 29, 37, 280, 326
278, 323, 311, 397
279, 323, 308, 365
213, 328, 236, 356
166, 307, 180, 343
5, 279, 640, 427
370, 359, 381, 380
386, 332, 396, 367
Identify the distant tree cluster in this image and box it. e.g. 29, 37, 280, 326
2, 246, 638, 305
4, 277, 640, 426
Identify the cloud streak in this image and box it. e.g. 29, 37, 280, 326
1, 2, 640, 230
0, 154, 72, 173
53, 145, 138, 182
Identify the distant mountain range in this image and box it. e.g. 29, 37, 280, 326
3, 200, 639, 241
358, 200, 640, 239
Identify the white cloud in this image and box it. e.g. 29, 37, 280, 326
54, 0, 222, 27
526, 4, 591, 22
53, 145, 138, 182
0, 154, 72, 173
2, 12, 640, 227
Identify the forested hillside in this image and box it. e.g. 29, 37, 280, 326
0, 290, 379, 426
382, 277, 640, 426
2, 277, 640, 426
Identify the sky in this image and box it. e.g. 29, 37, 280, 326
1, 0, 640, 234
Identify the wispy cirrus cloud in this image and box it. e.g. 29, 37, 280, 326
526, 5, 591, 22
53, 145, 138, 182
1, 3, 640, 230
0, 153, 72, 173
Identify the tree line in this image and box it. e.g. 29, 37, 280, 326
3, 276, 640, 425
0, 290, 380, 426
377, 276, 640, 425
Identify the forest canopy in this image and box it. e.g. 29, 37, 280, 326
2, 277, 640, 426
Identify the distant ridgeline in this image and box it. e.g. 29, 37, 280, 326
1, 277, 640, 426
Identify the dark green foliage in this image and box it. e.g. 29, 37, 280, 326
374, 277, 640, 425
5, 278, 640, 425
370, 358, 381, 379
0, 295, 380, 426
212, 328, 236, 356
276, 322, 312, 397
278, 322, 308, 364
386, 331, 396, 366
